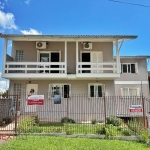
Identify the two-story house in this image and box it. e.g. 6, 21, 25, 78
3, 34, 148, 122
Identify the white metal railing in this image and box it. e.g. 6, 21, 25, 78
77, 62, 117, 73
5, 62, 66, 74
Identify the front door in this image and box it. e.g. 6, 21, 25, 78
25, 84, 38, 113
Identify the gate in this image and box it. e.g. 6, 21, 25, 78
0, 94, 19, 136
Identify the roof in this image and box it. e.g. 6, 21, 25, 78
0, 34, 137, 42
114, 56, 150, 59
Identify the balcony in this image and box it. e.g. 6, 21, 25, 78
3, 62, 67, 79
76, 62, 120, 79
2, 61, 120, 80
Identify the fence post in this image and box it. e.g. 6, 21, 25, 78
142, 96, 146, 128
15, 94, 19, 135
103, 93, 106, 127
66, 93, 69, 135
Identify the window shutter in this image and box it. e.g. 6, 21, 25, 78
137, 88, 140, 96
135, 63, 138, 73
91, 52, 98, 73
97, 52, 103, 73
69, 85, 71, 97
49, 84, 52, 98
121, 88, 123, 96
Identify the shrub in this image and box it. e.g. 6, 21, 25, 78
96, 126, 106, 134
91, 119, 97, 124
2, 117, 12, 124
18, 115, 39, 133
138, 129, 150, 146
122, 129, 132, 136
61, 117, 75, 124
106, 116, 122, 126
128, 119, 143, 135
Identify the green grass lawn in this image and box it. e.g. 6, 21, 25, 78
0, 136, 149, 150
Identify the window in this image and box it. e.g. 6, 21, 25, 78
121, 63, 137, 73
49, 84, 71, 98
15, 50, 23, 72
88, 84, 104, 98
13, 83, 21, 108
121, 88, 140, 96
80, 51, 103, 73
15, 50, 23, 62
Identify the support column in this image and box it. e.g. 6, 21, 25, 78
65, 41, 67, 74
76, 41, 78, 74
2, 38, 8, 76
116, 40, 120, 73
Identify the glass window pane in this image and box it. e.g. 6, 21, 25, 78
64, 85, 69, 98
123, 64, 127, 73
129, 89, 137, 96
98, 86, 102, 97
122, 88, 129, 96
90, 86, 94, 97
131, 64, 135, 73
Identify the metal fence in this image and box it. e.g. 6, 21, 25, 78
0, 94, 150, 136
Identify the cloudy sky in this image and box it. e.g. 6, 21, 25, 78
0, 0, 150, 91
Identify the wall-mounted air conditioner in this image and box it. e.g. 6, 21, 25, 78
36, 42, 46, 49
83, 42, 92, 50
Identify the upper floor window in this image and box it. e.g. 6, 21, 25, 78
15, 50, 23, 62
88, 84, 104, 98
49, 84, 71, 98
121, 87, 140, 96
121, 63, 138, 73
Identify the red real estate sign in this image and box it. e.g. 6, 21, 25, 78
27, 95, 44, 105
129, 105, 143, 112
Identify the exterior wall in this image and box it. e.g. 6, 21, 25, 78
78, 42, 114, 62
9, 79, 115, 117
12, 41, 65, 62
115, 58, 149, 97
0, 99, 11, 120
11, 41, 113, 73
67, 42, 76, 74
115, 84, 149, 97
116, 58, 148, 81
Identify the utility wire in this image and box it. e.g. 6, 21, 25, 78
109, 0, 150, 8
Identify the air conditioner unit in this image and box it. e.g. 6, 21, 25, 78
36, 42, 46, 49
83, 42, 92, 50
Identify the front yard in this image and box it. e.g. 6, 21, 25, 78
0, 136, 149, 150
17, 116, 146, 136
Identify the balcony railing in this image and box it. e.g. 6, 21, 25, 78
77, 62, 117, 73
4, 62, 66, 74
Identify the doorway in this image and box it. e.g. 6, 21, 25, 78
82, 53, 90, 73
25, 84, 38, 113
50, 52, 60, 73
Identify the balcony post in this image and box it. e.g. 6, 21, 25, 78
2, 38, 8, 75
76, 41, 78, 74
116, 40, 120, 73
65, 41, 67, 74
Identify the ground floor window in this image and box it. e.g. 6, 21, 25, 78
13, 83, 21, 108
121, 87, 140, 96
88, 84, 104, 98
49, 84, 71, 98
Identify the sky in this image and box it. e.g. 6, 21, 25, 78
0, 0, 150, 91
